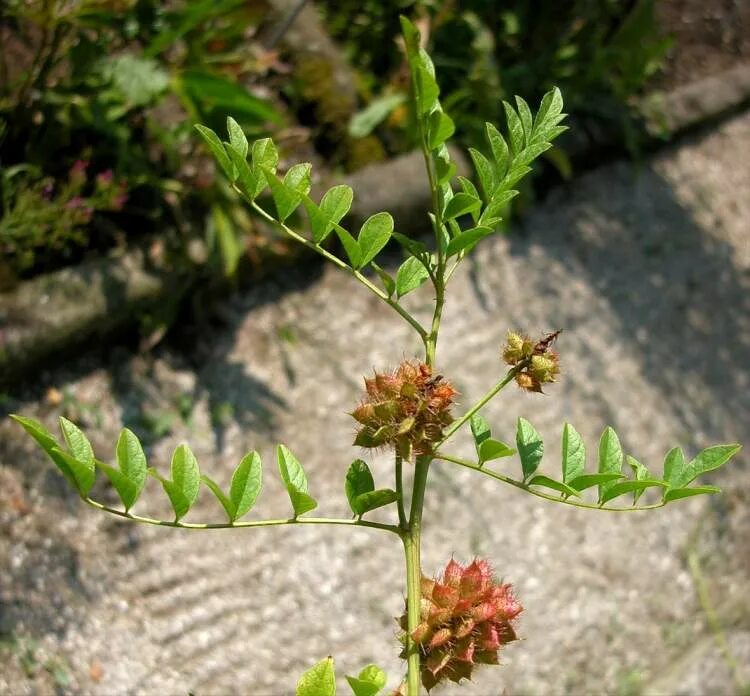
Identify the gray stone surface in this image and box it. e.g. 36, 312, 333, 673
1, 111, 749, 695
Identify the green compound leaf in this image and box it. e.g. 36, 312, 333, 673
357, 212, 393, 268
457, 177, 481, 223
485, 122, 510, 178
669, 444, 741, 490
346, 663, 387, 696
502, 100, 525, 154
627, 455, 651, 504
479, 438, 515, 463
265, 165, 311, 222
345, 459, 375, 514
445, 226, 493, 257
335, 226, 362, 268
353, 489, 399, 515
285, 162, 312, 196
515, 95, 534, 142
226, 146, 259, 200
278, 444, 317, 517
568, 472, 624, 492
60, 416, 94, 467
201, 474, 235, 521
251, 137, 278, 172
443, 192, 481, 221
428, 110, 455, 150
58, 417, 96, 495
277, 444, 307, 491
528, 475, 580, 498
96, 460, 138, 509
309, 185, 354, 243
600, 479, 666, 506
663, 446, 685, 485
226, 116, 248, 159
195, 124, 234, 180
51, 447, 96, 496
468, 148, 496, 202
664, 486, 721, 503
395, 256, 430, 298
480, 189, 518, 225
297, 656, 335, 696
371, 262, 396, 297
230, 451, 262, 520
116, 428, 147, 504
392, 231, 427, 258
10, 414, 77, 489
533, 87, 564, 137
470, 413, 491, 457
597, 426, 623, 502
517, 417, 543, 480
415, 64, 439, 115
561, 423, 586, 483
162, 444, 200, 521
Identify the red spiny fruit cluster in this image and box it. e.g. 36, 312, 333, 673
399, 559, 521, 691
350, 361, 457, 459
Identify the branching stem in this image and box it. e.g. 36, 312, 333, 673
432, 453, 667, 512
247, 196, 428, 341
438, 363, 526, 445
83, 498, 402, 534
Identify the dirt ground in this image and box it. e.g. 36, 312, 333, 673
657, 0, 750, 88
1, 106, 749, 694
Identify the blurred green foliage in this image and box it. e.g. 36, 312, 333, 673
323, 0, 670, 162
0, 0, 282, 280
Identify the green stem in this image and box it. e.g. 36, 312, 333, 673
433, 453, 667, 512
396, 454, 407, 529
83, 498, 402, 534
403, 455, 431, 695
248, 197, 427, 341
438, 364, 524, 445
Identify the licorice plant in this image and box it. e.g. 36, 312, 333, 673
11, 17, 741, 696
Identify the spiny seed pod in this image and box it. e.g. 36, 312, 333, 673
351, 361, 457, 459
503, 329, 562, 393
502, 331, 534, 366
398, 558, 521, 691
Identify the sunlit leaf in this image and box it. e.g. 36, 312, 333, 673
517, 417, 543, 480
561, 423, 585, 483
528, 475, 580, 498
445, 226, 493, 257
230, 451, 262, 520
479, 438, 515, 463
346, 663, 387, 696
297, 657, 335, 696
395, 256, 429, 297
664, 486, 721, 502
600, 479, 666, 505
358, 212, 393, 268
10, 414, 77, 489
226, 116, 248, 159
163, 444, 200, 521
597, 426, 623, 502
670, 444, 741, 489
345, 459, 375, 515
195, 124, 234, 180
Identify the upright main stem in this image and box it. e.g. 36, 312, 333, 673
403, 277, 444, 695
403, 455, 431, 695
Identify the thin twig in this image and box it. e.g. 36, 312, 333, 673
83, 497, 402, 534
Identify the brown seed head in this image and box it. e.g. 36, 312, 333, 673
351, 361, 457, 458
